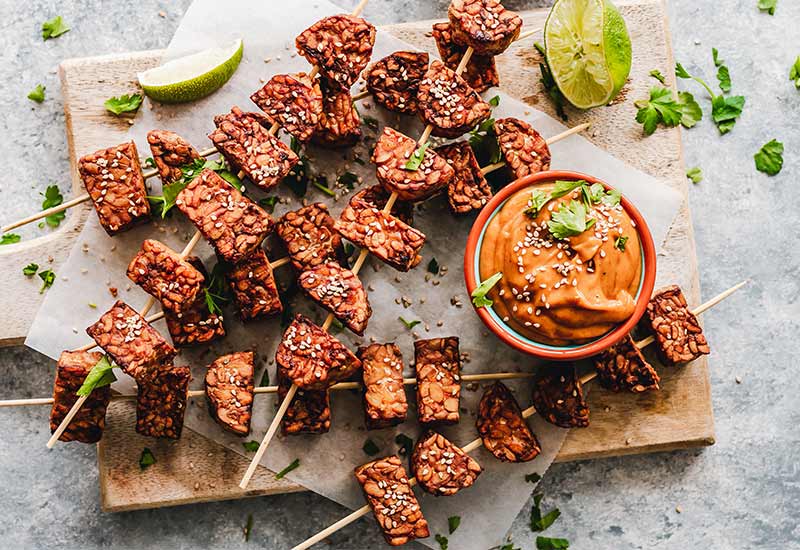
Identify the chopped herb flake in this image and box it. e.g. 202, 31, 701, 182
790, 56, 800, 89
312, 177, 336, 197
337, 171, 359, 190
258, 196, 279, 213
649, 69, 666, 84
754, 139, 784, 176
525, 472, 542, 484
448, 516, 461, 534
362, 439, 380, 456
404, 142, 429, 171
531, 493, 561, 532
488, 95, 500, 107
23, 263, 39, 276
244, 514, 253, 542
548, 201, 595, 240
435, 534, 449, 550
38, 269, 56, 293
399, 316, 421, 330
686, 167, 703, 183
28, 84, 46, 103
242, 441, 260, 453
427, 257, 440, 275
524, 190, 550, 218
104, 94, 143, 116
42, 16, 69, 40
77, 355, 116, 396
472, 272, 502, 308
758, 0, 777, 15
275, 458, 300, 479
139, 447, 156, 470
1, 233, 21, 245
536, 536, 570, 550
41, 184, 65, 227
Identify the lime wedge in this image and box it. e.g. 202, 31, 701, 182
544, 0, 631, 109
138, 39, 244, 104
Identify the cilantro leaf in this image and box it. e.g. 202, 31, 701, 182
283, 138, 310, 197
38, 269, 55, 293
76, 355, 117, 396
525, 472, 542, 484
362, 439, 380, 456
427, 257, 440, 275
524, 190, 550, 218
634, 87, 683, 135
312, 176, 336, 197
530, 493, 561, 532
258, 196, 278, 213
649, 69, 666, 84
711, 94, 745, 134
399, 316, 421, 330
104, 94, 143, 116
435, 534, 449, 550
712, 48, 723, 67
41, 184, 65, 227
677, 91, 703, 128
139, 447, 156, 470
536, 536, 570, 550
28, 84, 46, 103
754, 139, 784, 175
488, 95, 500, 107
242, 441, 260, 453
1, 233, 21, 245
716, 65, 731, 93
686, 167, 703, 183
337, 171, 359, 190
274, 458, 300, 479
551, 179, 587, 199
468, 118, 502, 164
395, 433, 414, 456
448, 516, 461, 534
614, 236, 629, 251
203, 263, 230, 315
758, 0, 777, 15
260, 368, 270, 387
790, 56, 800, 89
42, 16, 69, 40
148, 158, 234, 218
23, 263, 39, 276
548, 201, 595, 239
471, 272, 503, 308
534, 42, 568, 121
404, 142, 429, 171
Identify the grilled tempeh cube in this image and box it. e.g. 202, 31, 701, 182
417, 60, 492, 139
86, 300, 176, 382
299, 262, 371, 335
78, 141, 150, 235
136, 365, 191, 439
477, 381, 541, 462
414, 337, 461, 425
225, 248, 282, 321
176, 168, 273, 264
594, 334, 660, 392
163, 257, 226, 348
146, 129, 201, 185
436, 141, 493, 214
494, 117, 552, 180
365, 51, 429, 114
49, 351, 111, 444
354, 456, 430, 546
644, 285, 710, 365
351, 184, 414, 226
276, 202, 344, 272
312, 77, 362, 148
335, 198, 426, 272
127, 239, 205, 313
358, 343, 408, 429
209, 106, 298, 191
372, 127, 455, 201
448, 0, 523, 56
276, 314, 362, 390
530, 365, 590, 428
411, 431, 482, 496
277, 368, 331, 435
250, 73, 323, 144
431, 22, 499, 93
295, 14, 376, 90
205, 351, 255, 436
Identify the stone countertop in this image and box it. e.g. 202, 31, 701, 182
0, 0, 798, 548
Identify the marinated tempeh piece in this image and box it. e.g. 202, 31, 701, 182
335, 198, 426, 272
277, 369, 331, 435
78, 141, 150, 235
644, 285, 710, 365
417, 60, 492, 138
295, 14, 376, 90
530, 365, 590, 428
225, 248, 282, 321
49, 351, 111, 444
365, 51, 429, 114
146, 129, 200, 185
358, 343, 408, 429
312, 77, 362, 148
448, 0, 523, 55
276, 202, 344, 272
436, 141, 493, 214
431, 22, 499, 93
163, 257, 226, 347
126, 239, 205, 313
411, 431, 482, 496
176, 168, 273, 264
594, 334, 660, 393
414, 337, 461, 425
351, 184, 414, 226
250, 73, 323, 143
354, 455, 430, 546
276, 314, 362, 390
209, 106, 299, 191
136, 365, 191, 439
495, 117, 552, 180
477, 381, 540, 462
205, 351, 255, 436
299, 262, 372, 335
86, 300, 176, 382
371, 127, 455, 201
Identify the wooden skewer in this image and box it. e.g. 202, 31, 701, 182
292, 280, 749, 549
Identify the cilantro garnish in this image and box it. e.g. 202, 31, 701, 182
525, 472, 542, 484
471, 272, 503, 308
686, 167, 703, 183
203, 263, 230, 315
435, 534, 449, 550
754, 139, 784, 176
395, 433, 414, 456
448, 516, 461, 534
427, 257, 440, 275
258, 196, 278, 213
488, 95, 500, 107
524, 190, 550, 218
28, 84, 46, 103
283, 137, 310, 197
614, 236, 629, 251
42, 16, 69, 40
362, 439, 380, 456
0, 233, 21, 245
758, 0, 777, 15
534, 42, 568, 121
38, 269, 56, 293
362, 115, 380, 131
790, 56, 800, 89
242, 441, 260, 453
149, 158, 237, 218
404, 142, 429, 171
259, 368, 269, 387
77, 355, 117, 396
244, 514, 253, 542
139, 447, 156, 471
312, 176, 336, 197
337, 171, 359, 190
712, 48, 731, 93
536, 537, 570, 550
41, 184, 65, 227
551, 179, 586, 199
634, 86, 701, 135
649, 69, 666, 84
676, 61, 744, 134
274, 458, 300, 479
530, 493, 561, 532
398, 316, 421, 330
329, 318, 344, 334
104, 94, 143, 116
548, 200, 595, 240
23, 263, 39, 276
468, 118, 502, 164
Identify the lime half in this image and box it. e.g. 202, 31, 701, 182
544, 0, 631, 109
138, 39, 244, 104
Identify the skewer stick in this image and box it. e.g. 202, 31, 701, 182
291, 281, 747, 550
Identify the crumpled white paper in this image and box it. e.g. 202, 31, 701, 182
26, 0, 683, 548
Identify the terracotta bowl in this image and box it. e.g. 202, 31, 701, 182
464, 170, 657, 361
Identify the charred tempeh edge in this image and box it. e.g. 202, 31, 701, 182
448, 0, 523, 56
594, 334, 660, 392
494, 117, 552, 180
146, 129, 201, 185
135, 365, 191, 439
530, 365, 590, 428
225, 248, 283, 321
411, 430, 482, 496
299, 262, 372, 335
436, 141, 493, 214
49, 351, 111, 444
365, 51, 430, 114
277, 368, 331, 435
431, 22, 499, 93
350, 184, 414, 226
477, 381, 541, 462
312, 77, 362, 148
276, 202, 345, 272
358, 343, 408, 429
250, 73, 323, 144
644, 285, 710, 365
414, 337, 461, 425
205, 351, 255, 436
164, 256, 226, 347
127, 239, 206, 313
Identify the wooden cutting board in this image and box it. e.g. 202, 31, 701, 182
2, 0, 714, 512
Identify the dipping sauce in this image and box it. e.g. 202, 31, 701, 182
479, 180, 642, 346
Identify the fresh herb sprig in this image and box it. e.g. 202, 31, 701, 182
676, 61, 745, 134
471, 272, 503, 308
41, 184, 65, 227
148, 158, 238, 218
274, 458, 300, 479
105, 93, 143, 116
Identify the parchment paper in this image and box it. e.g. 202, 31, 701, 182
26, 1, 683, 548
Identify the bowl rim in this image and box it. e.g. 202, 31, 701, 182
463, 170, 657, 361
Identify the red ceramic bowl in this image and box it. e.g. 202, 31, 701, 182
464, 170, 657, 361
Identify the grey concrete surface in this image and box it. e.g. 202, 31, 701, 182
1, 0, 798, 549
